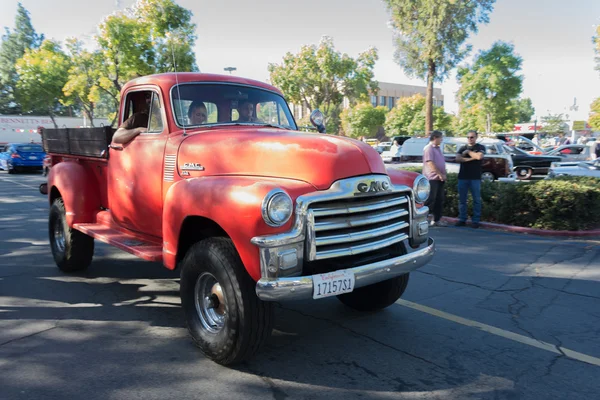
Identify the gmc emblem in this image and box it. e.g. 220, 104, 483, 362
356, 180, 390, 194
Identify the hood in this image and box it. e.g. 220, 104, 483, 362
176, 127, 386, 190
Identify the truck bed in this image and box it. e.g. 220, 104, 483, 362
42, 126, 115, 158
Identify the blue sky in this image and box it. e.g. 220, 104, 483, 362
1, 0, 599, 123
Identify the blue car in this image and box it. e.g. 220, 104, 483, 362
0, 143, 46, 174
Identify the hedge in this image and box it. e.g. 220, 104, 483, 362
395, 167, 600, 231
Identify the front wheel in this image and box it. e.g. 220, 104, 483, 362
49, 198, 94, 272
180, 238, 274, 365
337, 273, 410, 312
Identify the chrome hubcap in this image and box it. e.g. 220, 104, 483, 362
194, 272, 226, 333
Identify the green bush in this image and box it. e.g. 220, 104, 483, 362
393, 166, 600, 230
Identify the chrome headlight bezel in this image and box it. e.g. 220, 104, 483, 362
413, 175, 430, 204
261, 189, 294, 227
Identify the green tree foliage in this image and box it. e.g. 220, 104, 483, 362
383, 0, 495, 134
268, 36, 378, 133
95, 0, 198, 118
340, 103, 388, 138
511, 97, 535, 123
385, 94, 453, 136
63, 39, 102, 126
541, 113, 568, 135
0, 2, 44, 114
16, 40, 72, 127
589, 98, 600, 131
457, 41, 523, 133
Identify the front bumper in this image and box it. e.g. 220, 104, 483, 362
255, 237, 434, 301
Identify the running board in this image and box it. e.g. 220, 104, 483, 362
73, 223, 163, 262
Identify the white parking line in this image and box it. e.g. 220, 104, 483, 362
396, 299, 600, 367
0, 175, 42, 190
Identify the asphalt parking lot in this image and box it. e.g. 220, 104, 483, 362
0, 171, 599, 400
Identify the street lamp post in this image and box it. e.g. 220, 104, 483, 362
224, 67, 237, 75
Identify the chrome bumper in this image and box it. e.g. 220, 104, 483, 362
255, 237, 435, 301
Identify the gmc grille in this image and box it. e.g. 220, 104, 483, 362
306, 192, 411, 261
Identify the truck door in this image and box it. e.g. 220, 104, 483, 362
107, 88, 167, 238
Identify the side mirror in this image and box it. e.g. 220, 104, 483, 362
310, 110, 326, 133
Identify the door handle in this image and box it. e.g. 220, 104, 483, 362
108, 144, 123, 151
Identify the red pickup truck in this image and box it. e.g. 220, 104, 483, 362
40, 73, 435, 365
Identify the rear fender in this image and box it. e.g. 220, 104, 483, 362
48, 161, 101, 226
162, 176, 314, 280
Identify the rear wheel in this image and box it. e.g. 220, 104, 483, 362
49, 198, 94, 272
180, 238, 274, 365
481, 171, 496, 181
516, 167, 533, 180
337, 273, 410, 312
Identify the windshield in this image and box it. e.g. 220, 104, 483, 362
171, 83, 297, 130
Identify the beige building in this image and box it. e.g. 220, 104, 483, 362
364, 81, 444, 110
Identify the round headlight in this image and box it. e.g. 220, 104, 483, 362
262, 189, 293, 227
413, 175, 430, 204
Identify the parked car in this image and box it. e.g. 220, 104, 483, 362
380, 144, 402, 163
503, 145, 562, 180
546, 159, 600, 179
0, 143, 46, 173
546, 144, 593, 161
398, 137, 515, 181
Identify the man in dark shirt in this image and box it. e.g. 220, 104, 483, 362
455, 130, 486, 228
111, 93, 151, 144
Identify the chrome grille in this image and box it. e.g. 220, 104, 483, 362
307, 192, 411, 261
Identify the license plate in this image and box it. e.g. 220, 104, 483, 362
312, 270, 355, 299
29, 156, 37, 160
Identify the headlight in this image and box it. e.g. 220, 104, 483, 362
413, 175, 430, 203
261, 189, 293, 227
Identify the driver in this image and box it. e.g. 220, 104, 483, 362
236, 100, 259, 122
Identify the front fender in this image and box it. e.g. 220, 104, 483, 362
48, 161, 101, 227
162, 176, 315, 280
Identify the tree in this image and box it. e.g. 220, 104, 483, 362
268, 36, 378, 133
512, 97, 535, 123
457, 41, 523, 133
15, 40, 72, 127
384, 94, 454, 136
0, 2, 44, 114
588, 98, 600, 131
63, 39, 102, 126
383, 0, 495, 134
94, 0, 198, 122
340, 103, 388, 138
541, 113, 568, 135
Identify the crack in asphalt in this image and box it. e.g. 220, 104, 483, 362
543, 335, 567, 377
278, 305, 447, 371
417, 270, 530, 293
0, 325, 58, 347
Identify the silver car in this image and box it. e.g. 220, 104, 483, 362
546, 159, 600, 179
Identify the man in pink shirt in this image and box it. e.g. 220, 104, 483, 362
422, 131, 447, 227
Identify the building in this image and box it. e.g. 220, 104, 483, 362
367, 82, 445, 110
0, 115, 110, 144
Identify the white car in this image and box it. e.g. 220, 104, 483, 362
546, 144, 594, 161
546, 159, 600, 179
380, 145, 401, 163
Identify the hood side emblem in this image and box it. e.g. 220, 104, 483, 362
181, 162, 205, 171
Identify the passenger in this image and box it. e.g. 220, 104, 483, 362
188, 101, 208, 125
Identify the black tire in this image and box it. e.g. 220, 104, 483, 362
7, 166, 15, 174
180, 238, 274, 365
516, 167, 533, 180
337, 273, 410, 312
49, 198, 94, 272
